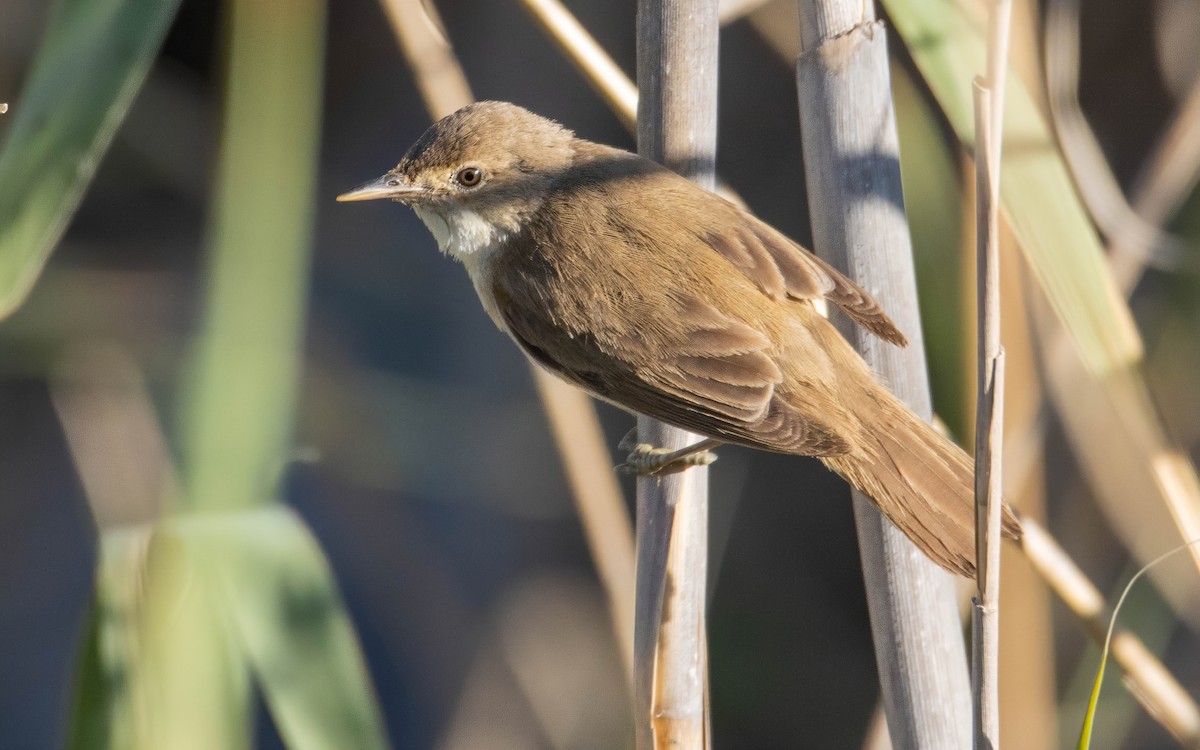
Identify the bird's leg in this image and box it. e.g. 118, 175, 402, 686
616, 429, 721, 476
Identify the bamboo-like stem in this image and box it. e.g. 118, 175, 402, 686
635, 2, 718, 748
971, 0, 1013, 739
795, 3, 972, 748
1019, 519, 1200, 745
379, 0, 636, 685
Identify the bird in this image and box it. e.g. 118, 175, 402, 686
338, 100, 1021, 576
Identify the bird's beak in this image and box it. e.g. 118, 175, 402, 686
336, 173, 427, 203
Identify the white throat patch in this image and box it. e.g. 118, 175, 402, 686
413, 205, 508, 261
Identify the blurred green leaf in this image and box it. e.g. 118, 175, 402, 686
883, 0, 1143, 375
0, 0, 181, 319
61, 0, 387, 746
179, 0, 326, 512
68, 513, 390, 750
67, 525, 251, 750
177, 508, 392, 750
65, 600, 114, 750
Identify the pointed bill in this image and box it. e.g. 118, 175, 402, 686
336, 173, 426, 202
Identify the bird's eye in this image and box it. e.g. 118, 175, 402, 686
455, 167, 483, 187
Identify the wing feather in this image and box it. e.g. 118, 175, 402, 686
494, 278, 849, 456
703, 220, 908, 347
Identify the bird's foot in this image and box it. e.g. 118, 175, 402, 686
616, 429, 719, 476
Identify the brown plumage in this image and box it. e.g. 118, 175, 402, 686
339, 101, 1022, 577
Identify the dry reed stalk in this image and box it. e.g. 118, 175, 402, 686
971, 84, 1004, 747
377, 0, 471, 123
971, 0, 1014, 741
378, 0, 636, 684
518, 0, 637, 130
535, 367, 636, 674
634, 2, 718, 747
795, 2, 972, 747
1032, 294, 1200, 625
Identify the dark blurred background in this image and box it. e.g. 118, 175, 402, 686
1, 0, 1198, 748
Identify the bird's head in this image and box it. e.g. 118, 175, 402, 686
338, 101, 577, 228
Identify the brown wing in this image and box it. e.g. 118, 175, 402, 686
492, 267, 851, 457
702, 216, 908, 347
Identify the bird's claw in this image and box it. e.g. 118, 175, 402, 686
616, 429, 718, 476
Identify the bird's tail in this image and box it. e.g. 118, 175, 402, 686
820, 385, 1021, 577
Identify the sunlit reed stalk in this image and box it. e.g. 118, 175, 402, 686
971, 0, 1013, 743
633, 1, 717, 747
518, 0, 637, 130
969, 99, 1008, 744
795, 1, 972, 747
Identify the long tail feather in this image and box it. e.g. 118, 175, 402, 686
822, 387, 1021, 577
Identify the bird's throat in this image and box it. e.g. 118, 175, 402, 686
412, 205, 509, 263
